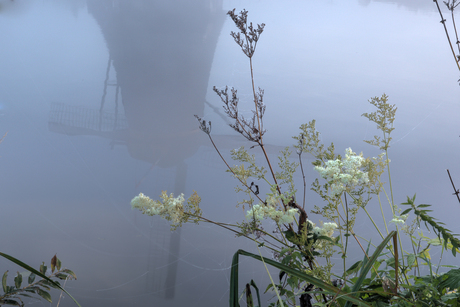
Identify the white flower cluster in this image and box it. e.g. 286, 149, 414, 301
312, 222, 338, 238
246, 193, 298, 225
131, 192, 185, 224
390, 214, 408, 226
315, 148, 369, 197
246, 204, 298, 224
307, 220, 338, 250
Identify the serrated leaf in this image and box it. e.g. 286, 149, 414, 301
3, 271, 8, 293
439, 268, 460, 290
264, 282, 274, 294
51, 255, 57, 273
406, 254, 415, 267
37, 288, 52, 303
28, 273, 35, 284
401, 208, 411, 215
56, 258, 61, 271
14, 272, 22, 289
417, 204, 431, 208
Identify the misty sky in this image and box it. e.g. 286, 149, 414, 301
0, 1, 459, 306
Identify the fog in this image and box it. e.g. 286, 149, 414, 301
0, 0, 459, 306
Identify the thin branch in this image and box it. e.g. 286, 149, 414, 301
447, 169, 460, 203
195, 115, 267, 204
434, 0, 460, 72
296, 134, 307, 210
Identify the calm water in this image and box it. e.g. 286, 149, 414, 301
0, 0, 459, 306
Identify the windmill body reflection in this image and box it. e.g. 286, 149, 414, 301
49, 0, 225, 299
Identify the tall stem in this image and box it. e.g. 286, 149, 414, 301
248, 57, 282, 195
434, 0, 460, 72
208, 133, 265, 204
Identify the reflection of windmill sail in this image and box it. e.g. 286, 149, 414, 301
48, 57, 128, 140
48, 102, 128, 135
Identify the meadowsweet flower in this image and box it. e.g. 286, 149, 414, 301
322, 222, 338, 237
306, 220, 338, 251
131, 191, 202, 230
390, 214, 408, 226
315, 148, 369, 197
246, 203, 298, 224
311, 222, 338, 238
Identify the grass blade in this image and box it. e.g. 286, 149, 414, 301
344, 231, 396, 307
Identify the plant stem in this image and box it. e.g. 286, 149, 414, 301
188, 213, 287, 250
447, 169, 460, 203
207, 133, 266, 204
299, 152, 307, 210
434, 0, 460, 71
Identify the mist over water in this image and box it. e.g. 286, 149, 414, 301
0, 1, 459, 306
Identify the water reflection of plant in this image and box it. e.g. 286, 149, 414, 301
131, 9, 460, 306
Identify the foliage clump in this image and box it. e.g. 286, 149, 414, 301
0, 254, 78, 307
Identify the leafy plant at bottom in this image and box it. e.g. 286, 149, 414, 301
0, 253, 80, 307
230, 231, 396, 307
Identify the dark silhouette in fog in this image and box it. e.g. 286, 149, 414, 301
49, 0, 225, 300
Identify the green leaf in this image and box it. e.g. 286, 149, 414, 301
346, 261, 363, 275
264, 283, 274, 294
406, 254, 416, 268
61, 269, 77, 280
17, 293, 34, 299
230, 251, 240, 307
55, 273, 69, 280
2, 271, 8, 293
344, 231, 397, 307
401, 208, 411, 215
36, 288, 52, 303
0, 299, 22, 306
282, 230, 298, 244
40, 279, 58, 289
14, 272, 22, 289
39, 263, 46, 275
249, 280, 261, 307
28, 273, 35, 284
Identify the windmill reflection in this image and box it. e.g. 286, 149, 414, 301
49, 0, 225, 300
